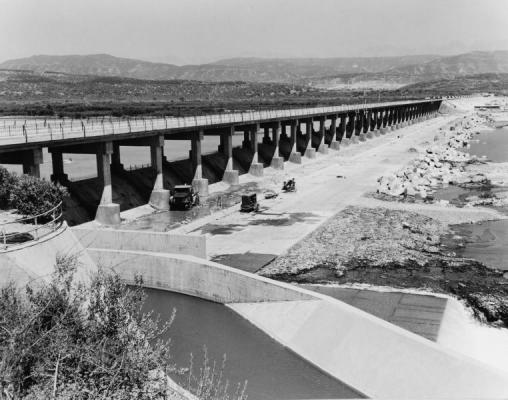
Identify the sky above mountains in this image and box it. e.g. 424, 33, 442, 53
1, 0, 508, 65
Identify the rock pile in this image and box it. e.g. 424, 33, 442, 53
376, 118, 488, 200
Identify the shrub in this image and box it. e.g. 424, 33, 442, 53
0, 256, 248, 399
0, 167, 16, 209
0, 256, 173, 399
9, 175, 67, 217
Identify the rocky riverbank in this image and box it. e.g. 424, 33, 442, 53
375, 116, 490, 199
259, 205, 508, 326
372, 113, 508, 211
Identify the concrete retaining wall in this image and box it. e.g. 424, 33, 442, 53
87, 248, 312, 303
73, 227, 206, 259
88, 246, 508, 399
0, 223, 97, 287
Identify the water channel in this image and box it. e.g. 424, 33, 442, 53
142, 288, 364, 400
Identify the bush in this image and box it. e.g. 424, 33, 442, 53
0, 256, 248, 399
0, 167, 16, 209
0, 256, 173, 399
9, 175, 67, 217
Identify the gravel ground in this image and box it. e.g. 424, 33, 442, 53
260, 205, 508, 326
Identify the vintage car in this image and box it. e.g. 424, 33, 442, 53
282, 178, 296, 192
170, 185, 199, 210
240, 193, 259, 212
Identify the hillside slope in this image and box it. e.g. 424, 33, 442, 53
0, 53, 440, 83
390, 51, 508, 81
397, 73, 508, 96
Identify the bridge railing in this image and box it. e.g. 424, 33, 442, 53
0, 201, 64, 250
0, 99, 437, 144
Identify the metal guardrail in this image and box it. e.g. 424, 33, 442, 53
0, 99, 438, 145
1, 201, 64, 250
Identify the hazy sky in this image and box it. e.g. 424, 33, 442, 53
1, 0, 508, 65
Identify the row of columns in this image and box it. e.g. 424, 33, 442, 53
0, 102, 441, 225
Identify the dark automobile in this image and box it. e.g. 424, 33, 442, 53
240, 193, 259, 212
170, 185, 200, 210
282, 178, 296, 192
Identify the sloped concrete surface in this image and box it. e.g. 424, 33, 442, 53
229, 298, 508, 399
85, 244, 508, 399
0, 223, 97, 286
302, 286, 447, 341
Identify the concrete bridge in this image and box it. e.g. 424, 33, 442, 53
0, 99, 441, 224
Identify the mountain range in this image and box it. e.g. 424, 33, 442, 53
1, 51, 508, 87
0, 51, 508, 89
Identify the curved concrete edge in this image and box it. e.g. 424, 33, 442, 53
87, 248, 313, 303
87, 247, 508, 399
0, 222, 97, 287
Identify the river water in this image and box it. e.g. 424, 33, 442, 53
442, 127, 508, 271
142, 288, 364, 400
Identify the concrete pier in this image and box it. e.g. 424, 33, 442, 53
190, 129, 209, 197
249, 123, 264, 176
288, 120, 302, 163
329, 115, 340, 150
149, 134, 171, 210
316, 117, 328, 154
49, 148, 68, 184
270, 121, 284, 169
221, 127, 239, 185
95, 142, 121, 225
304, 119, 316, 158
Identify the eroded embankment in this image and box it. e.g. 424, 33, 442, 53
259, 206, 508, 326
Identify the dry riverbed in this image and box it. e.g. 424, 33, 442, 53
260, 111, 508, 326
259, 205, 508, 326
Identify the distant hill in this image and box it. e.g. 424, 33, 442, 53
0, 53, 439, 83
397, 73, 508, 96
1, 51, 508, 92
306, 51, 508, 89
0, 54, 181, 80
389, 51, 508, 81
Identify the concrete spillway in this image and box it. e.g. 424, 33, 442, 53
85, 241, 508, 399
2, 203, 508, 398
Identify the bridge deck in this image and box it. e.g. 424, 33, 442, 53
0, 99, 438, 151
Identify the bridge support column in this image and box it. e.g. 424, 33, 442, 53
365, 111, 374, 139
289, 120, 302, 163
191, 130, 209, 196
304, 119, 316, 158
95, 142, 121, 225
49, 149, 68, 184
373, 111, 381, 136
359, 111, 368, 141
329, 116, 340, 150
222, 127, 239, 186
270, 121, 284, 169
149, 135, 170, 210
262, 127, 271, 144
21, 148, 43, 178
352, 113, 361, 143
339, 115, 349, 145
111, 142, 123, 171
249, 124, 264, 176
317, 117, 328, 154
